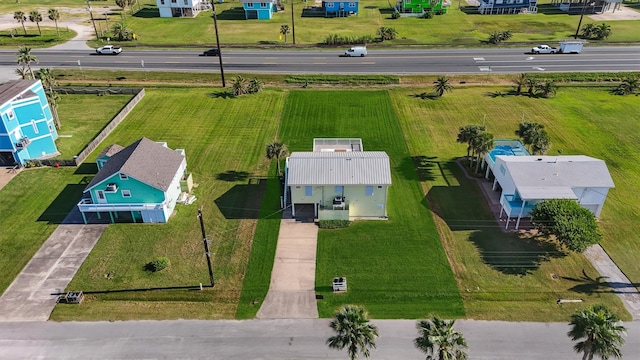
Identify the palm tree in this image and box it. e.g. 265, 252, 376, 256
472, 131, 494, 173
613, 77, 639, 95
581, 23, 596, 39
37, 68, 61, 129
266, 142, 288, 176
48, 9, 60, 37
232, 75, 249, 96
536, 80, 558, 98
15, 66, 30, 80
280, 25, 290, 43
512, 73, 528, 95
29, 10, 43, 36
16, 46, 38, 79
456, 124, 486, 161
414, 316, 468, 360
433, 76, 453, 97
531, 130, 551, 155
516, 121, 544, 153
14, 11, 27, 35
327, 305, 379, 360
112, 22, 132, 41
248, 78, 263, 94
526, 78, 539, 96
568, 304, 626, 360
377, 27, 397, 41
595, 23, 612, 40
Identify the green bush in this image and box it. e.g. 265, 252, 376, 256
318, 220, 350, 229
421, 10, 434, 19
285, 75, 400, 85
146, 257, 170, 272
323, 34, 374, 46
391, 11, 401, 19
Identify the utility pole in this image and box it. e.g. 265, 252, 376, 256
86, 0, 99, 40
291, 0, 296, 45
574, 1, 593, 39
198, 207, 215, 287
211, 0, 226, 87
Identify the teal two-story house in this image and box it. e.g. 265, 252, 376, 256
77, 137, 189, 224
239, 0, 282, 19
0, 80, 59, 166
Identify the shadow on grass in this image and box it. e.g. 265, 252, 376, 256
425, 161, 567, 275
207, 91, 235, 99
214, 178, 268, 219
216, 170, 251, 182
216, 8, 246, 20
400, 155, 441, 182
132, 7, 160, 18
562, 269, 640, 295
53, 284, 209, 296
409, 92, 440, 100
38, 184, 86, 224
485, 90, 517, 98
74, 162, 98, 175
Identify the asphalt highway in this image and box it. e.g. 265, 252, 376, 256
1, 46, 639, 74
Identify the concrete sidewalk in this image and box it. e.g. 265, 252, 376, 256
257, 219, 319, 319
0, 206, 106, 322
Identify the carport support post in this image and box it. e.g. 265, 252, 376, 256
198, 207, 215, 287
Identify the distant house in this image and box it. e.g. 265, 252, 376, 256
0, 80, 59, 166
77, 138, 191, 224
477, 0, 538, 14
396, 0, 450, 14
484, 153, 614, 229
239, 0, 283, 19
156, 0, 210, 18
285, 138, 391, 220
322, 0, 359, 17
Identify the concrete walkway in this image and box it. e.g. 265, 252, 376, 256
257, 219, 319, 319
0, 206, 106, 322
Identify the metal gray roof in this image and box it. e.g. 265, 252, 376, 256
287, 151, 391, 186
0, 80, 38, 105
497, 155, 615, 200
85, 138, 185, 192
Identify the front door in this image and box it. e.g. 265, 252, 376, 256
96, 190, 107, 204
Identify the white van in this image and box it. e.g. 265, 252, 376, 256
344, 46, 367, 57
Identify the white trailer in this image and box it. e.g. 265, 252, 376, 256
558, 40, 585, 54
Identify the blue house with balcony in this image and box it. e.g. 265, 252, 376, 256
239, 0, 283, 19
77, 137, 192, 224
0, 80, 59, 166
477, 0, 538, 14
322, 0, 359, 17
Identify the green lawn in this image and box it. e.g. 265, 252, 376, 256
278, 90, 465, 319
0, 168, 86, 294
390, 85, 639, 321
51, 87, 285, 321
54, 94, 133, 159
0, 28, 76, 48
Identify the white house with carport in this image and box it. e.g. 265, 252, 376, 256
489, 155, 614, 229
156, 0, 210, 17
284, 138, 391, 220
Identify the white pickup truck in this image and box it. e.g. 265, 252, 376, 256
531, 41, 584, 54
95, 45, 122, 55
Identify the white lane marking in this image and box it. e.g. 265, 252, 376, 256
479, 66, 492, 71
533, 67, 545, 71
526, 57, 535, 60
474, 57, 485, 61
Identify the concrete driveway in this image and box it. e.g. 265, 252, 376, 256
257, 219, 319, 319
0, 207, 106, 322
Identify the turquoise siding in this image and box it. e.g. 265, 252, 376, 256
242, 2, 276, 19
90, 173, 164, 204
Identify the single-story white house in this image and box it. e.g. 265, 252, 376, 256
284, 138, 391, 220
488, 155, 615, 229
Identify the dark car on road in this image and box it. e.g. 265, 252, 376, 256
201, 48, 220, 57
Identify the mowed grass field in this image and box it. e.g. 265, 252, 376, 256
51, 87, 285, 320
390, 85, 639, 320
7, 84, 632, 321
280, 91, 465, 319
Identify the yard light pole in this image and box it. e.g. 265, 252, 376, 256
86, 0, 99, 40
198, 207, 215, 287
210, 0, 226, 88
573, 1, 594, 39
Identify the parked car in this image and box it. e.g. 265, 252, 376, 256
344, 46, 367, 57
201, 48, 220, 57
95, 45, 122, 55
531, 41, 584, 54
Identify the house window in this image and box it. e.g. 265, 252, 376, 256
105, 183, 118, 193
247, 2, 254, 7
499, 164, 506, 175
377, 186, 382, 189
405, 0, 410, 3
335, 186, 343, 194
48, 124, 53, 132
171, 0, 177, 3
6, 109, 15, 120
349, 2, 356, 6
365, 186, 374, 196
122, 190, 132, 198
120, 173, 128, 180
184, 0, 188, 4
305, 186, 313, 196
160, 0, 165, 4
260, 2, 267, 6
97, 191, 105, 200
31, 120, 38, 134
327, 2, 335, 7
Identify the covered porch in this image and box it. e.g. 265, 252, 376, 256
76, 198, 167, 224
499, 187, 577, 230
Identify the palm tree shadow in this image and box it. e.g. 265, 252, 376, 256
208, 91, 236, 99
562, 269, 640, 295
485, 90, 517, 98
409, 92, 439, 100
